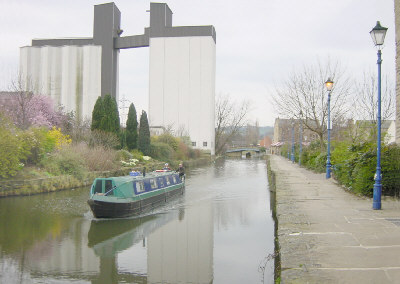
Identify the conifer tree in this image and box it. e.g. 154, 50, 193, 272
91, 96, 104, 131
126, 103, 138, 150
138, 110, 150, 155
99, 94, 120, 134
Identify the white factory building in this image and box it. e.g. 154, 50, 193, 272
19, 2, 216, 154
20, 45, 102, 121
149, 36, 216, 154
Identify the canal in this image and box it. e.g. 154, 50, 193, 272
0, 158, 275, 283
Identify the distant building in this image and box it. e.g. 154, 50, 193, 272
386, 120, 396, 144
272, 118, 318, 145
259, 136, 272, 148
354, 120, 395, 143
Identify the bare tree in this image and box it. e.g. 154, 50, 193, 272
215, 93, 251, 155
271, 59, 352, 148
353, 71, 395, 121
245, 120, 260, 146
8, 75, 35, 129
346, 71, 396, 143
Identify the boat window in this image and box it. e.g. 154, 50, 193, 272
149, 179, 158, 189
94, 180, 103, 194
135, 181, 145, 193
172, 175, 177, 183
158, 178, 165, 187
165, 177, 171, 186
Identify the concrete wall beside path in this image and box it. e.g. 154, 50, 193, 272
269, 154, 400, 283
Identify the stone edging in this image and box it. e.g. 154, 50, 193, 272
266, 155, 281, 283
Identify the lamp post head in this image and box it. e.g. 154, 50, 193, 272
370, 21, 388, 49
325, 78, 334, 91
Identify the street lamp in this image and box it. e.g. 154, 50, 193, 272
291, 118, 295, 163
299, 111, 303, 166
370, 21, 388, 210
325, 78, 334, 179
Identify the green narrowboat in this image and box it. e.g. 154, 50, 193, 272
87, 171, 185, 218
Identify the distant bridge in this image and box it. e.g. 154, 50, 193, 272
225, 147, 261, 157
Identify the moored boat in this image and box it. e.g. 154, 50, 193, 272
87, 171, 185, 218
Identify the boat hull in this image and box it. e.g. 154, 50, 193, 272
88, 183, 184, 218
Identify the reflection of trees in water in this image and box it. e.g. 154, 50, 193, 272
0, 196, 68, 255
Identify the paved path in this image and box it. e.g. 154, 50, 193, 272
270, 155, 400, 283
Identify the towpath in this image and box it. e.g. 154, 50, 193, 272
270, 154, 400, 283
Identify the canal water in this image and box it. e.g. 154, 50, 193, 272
0, 158, 275, 283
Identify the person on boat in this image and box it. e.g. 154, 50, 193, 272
143, 166, 146, 177
176, 163, 185, 181
163, 163, 171, 171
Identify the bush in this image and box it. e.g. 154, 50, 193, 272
19, 127, 57, 165
175, 140, 189, 160
115, 149, 133, 161
47, 127, 71, 150
0, 117, 29, 178
41, 146, 87, 179
331, 141, 355, 188
88, 130, 120, 149
131, 149, 144, 161
154, 133, 179, 151
300, 141, 326, 173
382, 144, 400, 197
149, 142, 174, 162
73, 143, 118, 171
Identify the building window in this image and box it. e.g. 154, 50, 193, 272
192, 141, 196, 147
203, 142, 207, 147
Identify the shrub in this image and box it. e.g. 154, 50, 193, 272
0, 117, 29, 178
381, 144, 400, 197
155, 133, 179, 151
116, 149, 133, 161
131, 149, 144, 161
175, 140, 189, 160
47, 127, 72, 150
73, 143, 118, 171
41, 146, 87, 179
88, 130, 120, 149
190, 148, 202, 159
331, 141, 354, 188
19, 127, 57, 165
149, 142, 174, 162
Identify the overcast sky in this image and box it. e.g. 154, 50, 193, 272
0, 0, 396, 126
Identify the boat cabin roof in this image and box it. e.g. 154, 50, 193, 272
91, 171, 181, 198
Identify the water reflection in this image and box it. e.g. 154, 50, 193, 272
0, 159, 274, 283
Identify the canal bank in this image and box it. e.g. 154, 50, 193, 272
269, 154, 400, 283
0, 158, 211, 197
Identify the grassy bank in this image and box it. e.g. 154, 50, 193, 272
0, 158, 212, 198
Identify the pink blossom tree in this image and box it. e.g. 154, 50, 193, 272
0, 77, 65, 129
